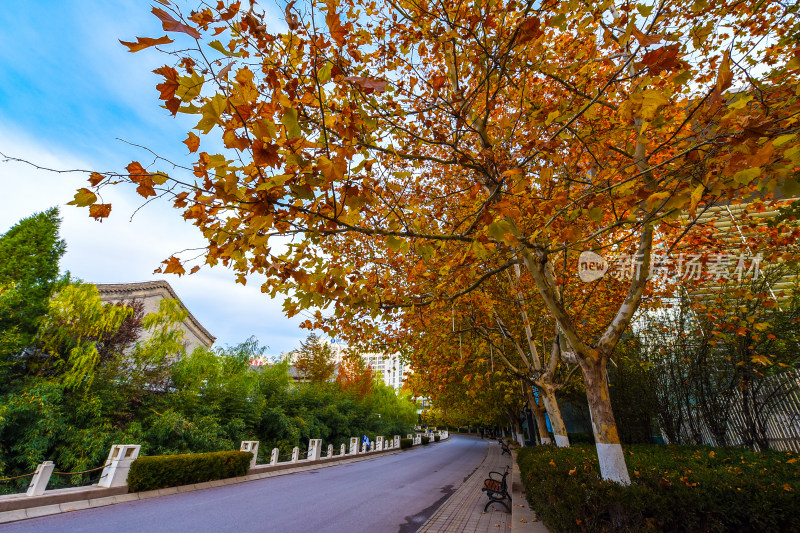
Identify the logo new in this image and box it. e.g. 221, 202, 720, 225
578, 251, 608, 282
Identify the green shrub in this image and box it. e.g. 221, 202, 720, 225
127, 450, 253, 492
517, 444, 800, 533
400, 438, 413, 449
421, 436, 430, 444
434, 435, 441, 442
567, 432, 594, 444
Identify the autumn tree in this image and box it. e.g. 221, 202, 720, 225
292, 332, 336, 384
76, 0, 800, 482
336, 349, 375, 397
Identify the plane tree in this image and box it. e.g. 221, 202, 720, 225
77, 0, 800, 482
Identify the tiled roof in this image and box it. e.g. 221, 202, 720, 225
94, 280, 216, 345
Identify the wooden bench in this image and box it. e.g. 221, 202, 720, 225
482, 465, 511, 512
498, 439, 511, 456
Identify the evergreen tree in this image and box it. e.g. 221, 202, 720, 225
0, 208, 66, 380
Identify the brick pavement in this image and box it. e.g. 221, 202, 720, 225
417, 439, 514, 533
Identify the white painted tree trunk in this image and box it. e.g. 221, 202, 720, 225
541, 385, 570, 447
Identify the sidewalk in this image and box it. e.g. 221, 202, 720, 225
417, 440, 549, 533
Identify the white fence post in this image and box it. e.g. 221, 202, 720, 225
98, 444, 141, 488
26, 461, 54, 496
375, 436, 384, 451
291, 447, 299, 463
340, 443, 346, 456
271, 448, 280, 465
349, 437, 359, 455
394, 435, 401, 448
308, 439, 322, 461
240, 441, 259, 469
327, 444, 334, 458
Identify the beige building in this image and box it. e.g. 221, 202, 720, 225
95, 281, 215, 353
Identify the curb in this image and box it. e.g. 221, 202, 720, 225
510, 451, 549, 532
0, 438, 449, 525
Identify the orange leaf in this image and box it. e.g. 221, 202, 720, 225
183, 132, 200, 153
343, 76, 388, 94
88, 172, 105, 186
517, 17, 542, 44
152, 7, 202, 39
716, 52, 733, 94
632, 27, 663, 47
325, 1, 346, 47
162, 256, 186, 276
126, 161, 148, 177
89, 204, 112, 220
136, 183, 157, 198
119, 35, 174, 53
153, 66, 180, 100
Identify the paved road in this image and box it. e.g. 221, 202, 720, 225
4, 436, 487, 533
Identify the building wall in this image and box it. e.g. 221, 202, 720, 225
95, 281, 215, 354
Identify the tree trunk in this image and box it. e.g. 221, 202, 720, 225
541, 383, 570, 447
525, 383, 552, 444
581, 356, 631, 484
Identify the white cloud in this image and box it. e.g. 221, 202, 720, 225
0, 127, 306, 356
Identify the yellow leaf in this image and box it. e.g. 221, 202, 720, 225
646, 191, 670, 207
733, 167, 761, 186
639, 89, 669, 120
728, 94, 753, 110
281, 107, 302, 138
545, 110, 560, 125
774, 134, 796, 148
690, 184, 704, 213
68, 188, 98, 207
386, 235, 404, 252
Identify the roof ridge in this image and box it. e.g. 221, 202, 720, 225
94, 280, 215, 344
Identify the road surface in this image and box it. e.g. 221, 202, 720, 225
4, 435, 487, 533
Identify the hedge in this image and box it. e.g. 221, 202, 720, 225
517, 444, 800, 533
400, 438, 413, 449
434, 435, 441, 442
127, 450, 253, 492
421, 436, 430, 444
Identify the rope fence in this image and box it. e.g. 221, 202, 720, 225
52, 462, 111, 476
0, 472, 35, 483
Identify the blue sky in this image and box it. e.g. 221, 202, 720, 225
0, 1, 309, 356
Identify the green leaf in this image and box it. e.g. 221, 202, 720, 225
386, 236, 404, 252
673, 70, 693, 85
637, 4, 654, 16
281, 108, 302, 139
587, 207, 604, 221
487, 220, 513, 242
782, 176, 800, 197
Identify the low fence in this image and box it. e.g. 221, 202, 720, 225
0, 430, 450, 500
